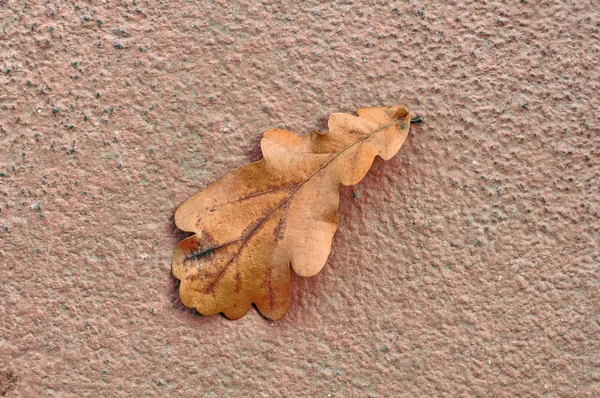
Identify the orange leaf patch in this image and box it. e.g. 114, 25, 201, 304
173, 105, 412, 320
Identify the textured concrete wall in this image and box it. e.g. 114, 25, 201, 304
1, 0, 599, 396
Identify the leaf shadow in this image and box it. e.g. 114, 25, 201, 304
314, 113, 330, 133
169, 212, 192, 246
246, 132, 264, 163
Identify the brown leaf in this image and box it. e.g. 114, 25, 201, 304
172, 105, 412, 320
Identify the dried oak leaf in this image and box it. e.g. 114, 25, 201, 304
173, 105, 412, 320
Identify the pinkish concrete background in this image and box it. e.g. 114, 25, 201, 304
1, 0, 599, 396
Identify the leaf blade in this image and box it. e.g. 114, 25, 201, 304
172, 105, 412, 320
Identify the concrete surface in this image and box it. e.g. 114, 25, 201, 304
1, 0, 599, 396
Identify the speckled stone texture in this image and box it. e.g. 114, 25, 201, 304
1, 0, 599, 396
